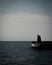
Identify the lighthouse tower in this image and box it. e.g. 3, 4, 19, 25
32, 34, 41, 48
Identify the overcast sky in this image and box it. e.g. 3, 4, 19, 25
0, 0, 52, 41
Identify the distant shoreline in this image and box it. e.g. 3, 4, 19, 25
32, 41, 52, 43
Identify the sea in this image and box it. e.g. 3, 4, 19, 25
0, 41, 52, 65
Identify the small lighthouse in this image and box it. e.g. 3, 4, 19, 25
32, 34, 41, 48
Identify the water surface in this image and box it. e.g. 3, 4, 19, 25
0, 41, 52, 65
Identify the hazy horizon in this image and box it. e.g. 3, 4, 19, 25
0, 0, 52, 41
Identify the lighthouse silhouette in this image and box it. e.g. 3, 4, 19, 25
37, 34, 41, 43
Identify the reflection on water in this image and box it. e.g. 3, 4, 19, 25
0, 41, 52, 65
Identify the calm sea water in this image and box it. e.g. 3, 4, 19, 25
0, 41, 52, 65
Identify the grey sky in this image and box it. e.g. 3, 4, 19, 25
0, 0, 52, 16
0, 0, 52, 41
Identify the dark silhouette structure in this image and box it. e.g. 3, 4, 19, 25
37, 34, 41, 43
32, 34, 52, 49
